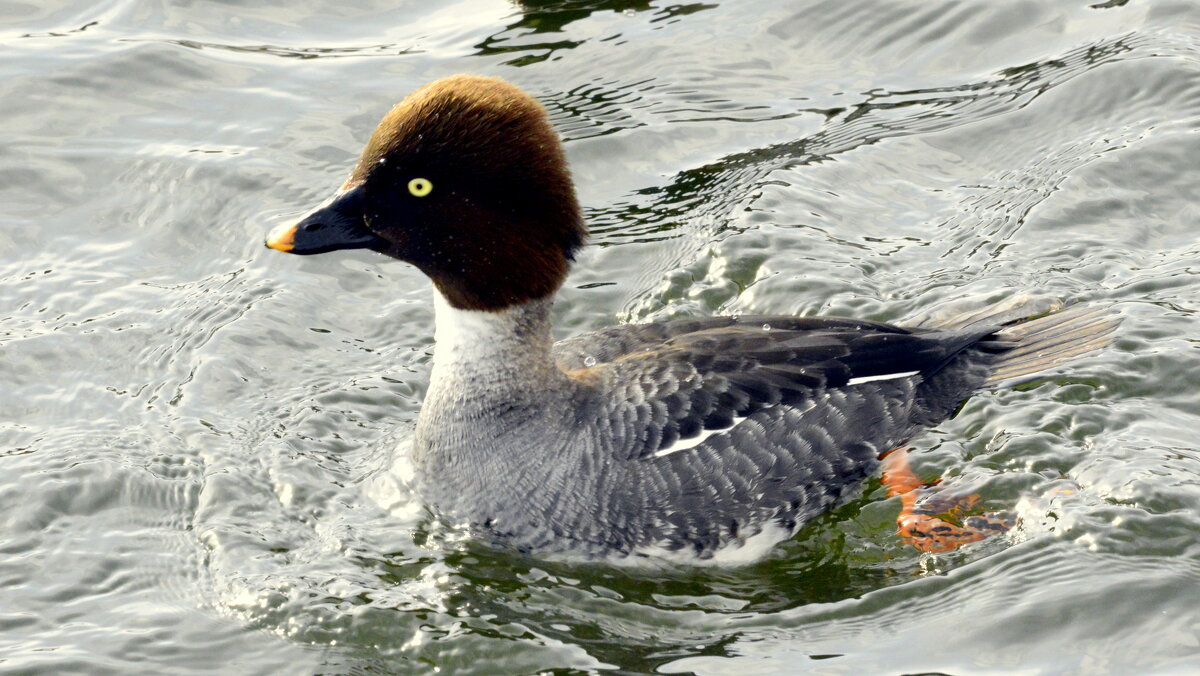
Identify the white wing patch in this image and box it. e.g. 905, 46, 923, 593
650, 415, 749, 458
649, 399, 820, 460
846, 370, 919, 385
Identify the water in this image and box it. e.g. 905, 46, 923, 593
2, 1, 1199, 673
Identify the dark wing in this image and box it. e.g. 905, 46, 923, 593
571, 318, 992, 461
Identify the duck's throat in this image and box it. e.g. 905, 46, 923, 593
429, 289, 558, 387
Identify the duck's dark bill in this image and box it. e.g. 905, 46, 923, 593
265, 186, 384, 255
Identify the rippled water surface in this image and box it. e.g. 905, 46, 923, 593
3, 1, 1200, 673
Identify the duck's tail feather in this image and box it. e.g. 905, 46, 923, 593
980, 304, 1120, 386
904, 294, 1058, 332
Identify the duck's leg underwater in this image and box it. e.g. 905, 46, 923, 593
879, 448, 1016, 553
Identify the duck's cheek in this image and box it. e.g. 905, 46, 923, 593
375, 235, 415, 262
366, 224, 435, 265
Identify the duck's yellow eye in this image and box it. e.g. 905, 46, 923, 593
407, 178, 433, 197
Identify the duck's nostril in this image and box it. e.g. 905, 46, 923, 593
302, 222, 322, 233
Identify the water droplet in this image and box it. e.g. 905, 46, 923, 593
762, 324, 771, 331
583, 355, 597, 367
730, 313, 741, 322
377, 157, 387, 165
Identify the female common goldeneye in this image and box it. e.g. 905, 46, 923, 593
265, 75, 1117, 563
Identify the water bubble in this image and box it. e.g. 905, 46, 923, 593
730, 313, 741, 322
762, 324, 771, 331
583, 355, 597, 367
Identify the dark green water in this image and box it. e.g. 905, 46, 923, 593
3, 1, 1199, 673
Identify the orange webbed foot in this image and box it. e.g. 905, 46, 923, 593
880, 448, 1016, 553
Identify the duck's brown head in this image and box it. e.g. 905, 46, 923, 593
266, 75, 585, 312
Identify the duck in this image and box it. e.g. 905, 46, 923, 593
264, 74, 1117, 564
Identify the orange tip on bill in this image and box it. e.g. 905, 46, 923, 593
266, 222, 297, 252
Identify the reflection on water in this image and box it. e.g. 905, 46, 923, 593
2, 0, 1200, 673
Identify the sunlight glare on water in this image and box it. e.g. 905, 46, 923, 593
2, 0, 1200, 674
